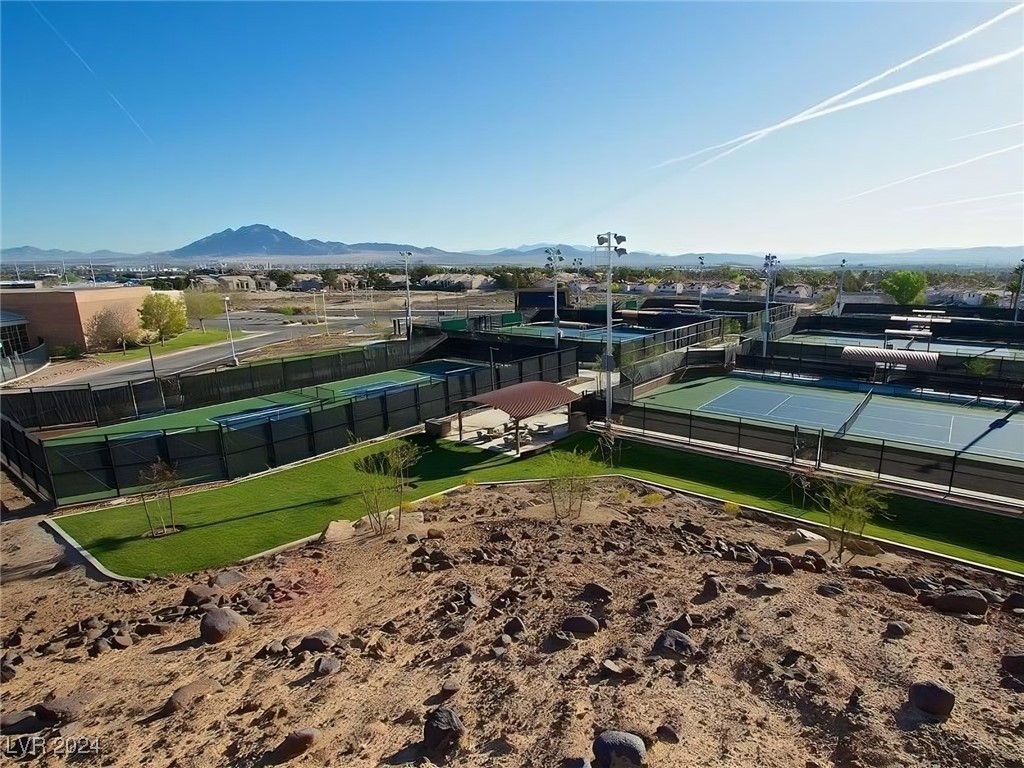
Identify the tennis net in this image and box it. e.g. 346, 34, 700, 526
834, 390, 873, 438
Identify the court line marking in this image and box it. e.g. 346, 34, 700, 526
765, 395, 794, 416
949, 415, 955, 444
695, 385, 743, 411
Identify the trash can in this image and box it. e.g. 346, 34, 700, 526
424, 418, 453, 439
568, 411, 588, 433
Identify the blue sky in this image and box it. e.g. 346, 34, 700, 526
2, 1, 1022, 255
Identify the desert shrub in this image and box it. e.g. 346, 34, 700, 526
546, 448, 601, 520
616, 488, 631, 502
430, 494, 447, 507
53, 343, 85, 359
642, 492, 665, 505
723, 501, 742, 517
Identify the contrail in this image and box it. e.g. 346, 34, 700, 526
653, 3, 1024, 169
693, 48, 1023, 170
844, 143, 1024, 201
950, 121, 1024, 140
30, 2, 154, 143
905, 191, 1024, 211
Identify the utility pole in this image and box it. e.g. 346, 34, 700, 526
761, 253, 780, 357
223, 296, 239, 366
836, 258, 847, 317
698, 255, 705, 312
544, 248, 564, 349
400, 251, 414, 351
489, 346, 497, 391
597, 232, 627, 428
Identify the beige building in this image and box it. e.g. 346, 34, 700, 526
0, 285, 152, 350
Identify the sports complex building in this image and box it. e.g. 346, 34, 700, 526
1, 297, 1021, 509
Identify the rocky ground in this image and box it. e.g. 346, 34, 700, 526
1, 480, 1022, 767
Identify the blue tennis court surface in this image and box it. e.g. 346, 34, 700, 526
499, 322, 652, 341
697, 385, 1024, 460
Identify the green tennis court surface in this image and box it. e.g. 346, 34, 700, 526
48, 359, 484, 442
638, 376, 1024, 461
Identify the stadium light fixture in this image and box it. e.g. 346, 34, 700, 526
761, 253, 780, 357
223, 295, 239, 367
596, 232, 627, 429
399, 251, 414, 349
545, 248, 564, 349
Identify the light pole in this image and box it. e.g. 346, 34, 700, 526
399, 251, 414, 350
698, 255, 705, 312
836, 258, 848, 317
489, 346, 498, 391
545, 248, 565, 349
1015, 258, 1024, 326
223, 296, 239, 366
761, 253, 780, 357
597, 232, 628, 428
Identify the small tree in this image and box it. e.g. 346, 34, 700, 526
183, 289, 223, 333
86, 305, 140, 353
268, 269, 294, 289
879, 271, 927, 305
816, 480, 887, 561
385, 442, 423, 529
545, 448, 600, 520
353, 450, 397, 535
139, 459, 181, 534
139, 294, 188, 345
964, 358, 996, 377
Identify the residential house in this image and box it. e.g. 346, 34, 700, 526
253, 276, 275, 291
419, 273, 494, 291
956, 290, 983, 307
292, 274, 324, 292
215, 275, 254, 291
191, 275, 221, 291
774, 284, 813, 302
704, 282, 740, 297
654, 281, 685, 295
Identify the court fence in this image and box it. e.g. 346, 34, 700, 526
579, 396, 1024, 502
2, 348, 579, 507
0, 335, 449, 431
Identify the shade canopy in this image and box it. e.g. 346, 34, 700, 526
459, 380, 580, 421
841, 346, 938, 370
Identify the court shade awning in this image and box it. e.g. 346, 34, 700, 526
841, 346, 939, 370
458, 380, 580, 421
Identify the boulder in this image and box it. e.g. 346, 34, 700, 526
817, 583, 846, 598
503, 616, 527, 639
1001, 652, 1024, 675
561, 615, 601, 635
1001, 592, 1024, 611
651, 629, 699, 660
0, 710, 47, 735
182, 585, 222, 607
701, 576, 726, 599
319, 520, 355, 544
274, 728, 320, 761
909, 681, 955, 719
593, 730, 647, 768
314, 656, 341, 676
299, 628, 339, 652
656, 723, 679, 744
163, 678, 219, 714
582, 582, 613, 602
885, 621, 912, 639
34, 696, 89, 724
423, 706, 464, 758
882, 576, 917, 598
511, 565, 529, 578
770, 556, 795, 576
426, 528, 446, 540
934, 590, 988, 616
209, 570, 245, 589
199, 607, 248, 644
785, 528, 827, 545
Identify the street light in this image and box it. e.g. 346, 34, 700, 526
837, 258, 848, 317
1015, 258, 1024, 326
399, 251, 414, 350
597, 232, 627, 429
545, 248, 565, 349
698, 255, 705, 312
223, 295, 239, 366
761, 253, 780, 357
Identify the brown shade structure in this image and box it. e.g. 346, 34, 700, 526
457, 380, 581, 454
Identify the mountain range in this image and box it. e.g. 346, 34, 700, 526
2, 224, 1021, 269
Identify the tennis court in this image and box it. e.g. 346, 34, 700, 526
51, 359, 485, 441
638, 377, 1024, 461
783, 332, 1023, 360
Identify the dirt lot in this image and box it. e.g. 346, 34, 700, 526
1, 480, 1022, 767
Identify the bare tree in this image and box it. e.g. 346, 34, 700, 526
87, 305, 141, 353
139, 459, 181, 534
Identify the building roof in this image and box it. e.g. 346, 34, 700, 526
0, 309, 28, 327
458, 381, 580, 421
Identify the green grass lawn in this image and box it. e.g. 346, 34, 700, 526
94, 329, 238, 363
54, 435, 1024, 577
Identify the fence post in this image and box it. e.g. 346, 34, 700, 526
877, 440, 885, 479
265, 419, 277, 468
736, 418, 743, 452
815, 428, 823, 469
947, 452, 958, 495
103, 434, 120, 499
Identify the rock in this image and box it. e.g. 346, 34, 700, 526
182, 584, 222, 607
601, 660, 636, 679
314, 656, 341, 676
503, 616, 527, 639
406, 533, 419, 544
656, 723, 680, 744
1003, 593, 1024, 611
136, 622, 172, 636
319, 520, 355, 543
562, 615, 601, 635
0, 710, 47, 735
770, 556, 794, 576
163, 678, 219, 714
752, 557, 772, 575
977, 588, 1004, 605
652, 629, 699, 660
681, 521, 705, 535
426, 528, 446, 540
274, 728, 320, 761
817, 583, 846, 598
582, 582, 613, 602
511, 565, 529, 578
592, 730, 647, 768
909, 681, 955, 719
1, 664, 15, 682
785, 528, 827, 545
440, 679, 461, 696
882, 576, 917, 597
885, 621, 912, 639
199, 607, 248, 644
701, 576, 726, 599
299, 628, 339, 652
1001, 652, 1024, 675
423, 706, 464, 758
209, 570, 245, 589
934, 590, 988, 616
34, 696, 89, 724
110, 633, 133, 650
